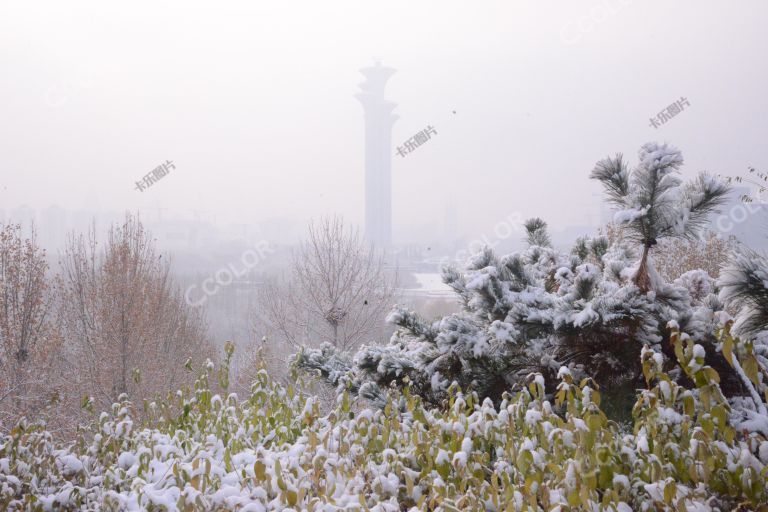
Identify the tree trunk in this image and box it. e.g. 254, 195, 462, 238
120, 311, 128, 397
12, 358, 25, 412
633, 245, 653, 292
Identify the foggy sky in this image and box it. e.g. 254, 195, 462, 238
2, 0, 767, 243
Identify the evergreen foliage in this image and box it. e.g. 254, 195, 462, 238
295, 143, 744, 418
719, 247, 768, 339
590, 142, 729, 291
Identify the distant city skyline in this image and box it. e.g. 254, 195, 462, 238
4, 2, 767, 246
6, 184, 766, 258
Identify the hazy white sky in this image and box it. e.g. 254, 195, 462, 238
2, 0, 767, 242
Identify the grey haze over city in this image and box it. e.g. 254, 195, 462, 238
3, 1, 767, 243
2, 0, 768, 344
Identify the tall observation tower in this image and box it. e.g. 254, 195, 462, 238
356, 60, 397, 248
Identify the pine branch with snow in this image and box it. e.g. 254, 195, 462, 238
591, 143, 730, 292
719, 247, 768, 339
524, 217, 552, 248
297, 218, 738, 415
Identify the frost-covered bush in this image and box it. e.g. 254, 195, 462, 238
1, 341, 766, 511
295, 143, 738, 413
717, 246, 768, 432
297, 235, 735, 413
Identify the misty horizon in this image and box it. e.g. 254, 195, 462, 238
3, 0, 767, 246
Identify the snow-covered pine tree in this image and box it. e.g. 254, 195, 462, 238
719, 247, 768, 339
295, 143, 736, 415
590, 142, 730, 292
718, 248, 768, 403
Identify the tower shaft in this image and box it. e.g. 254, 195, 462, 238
356, 62, 397, 248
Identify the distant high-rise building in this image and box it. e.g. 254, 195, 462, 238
41, 205, 67, 250
356, 60, 397, 248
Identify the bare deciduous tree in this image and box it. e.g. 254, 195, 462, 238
653, 231, 735, 282
58, 214, 213, 414
258, 216, 397, 354
0, 223, 58, 430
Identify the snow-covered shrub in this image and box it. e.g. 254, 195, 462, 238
716, 246, 768, 432
296, 237, 734, 414
295, 143, 739, 414
716, 322, 768, 439
1, 343, 766, 510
